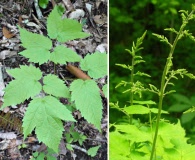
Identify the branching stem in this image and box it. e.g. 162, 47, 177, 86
150, 9, 195, 160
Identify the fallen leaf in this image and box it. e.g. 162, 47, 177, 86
69, 9, 85, 19
18, 15, 23, 27
2, 27, 15, 39
0, 132, 17, 139
66, 64, 91, 80
93, 14, 107, 25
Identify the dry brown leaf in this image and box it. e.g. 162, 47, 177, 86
66, 64, 91, 80
2, 27, 15, 39
18, 15, 23, 27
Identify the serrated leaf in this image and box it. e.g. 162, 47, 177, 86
50, 45, 81, 64
80, 52, 107, 79
43, 74, 70, 98
109, 131, 131, 160
19, 48, 50, 64
47, 6, 90, 42
22, 96, 75, 152
70, 79, 102, 130
123, 105, 149, 114
87, 145, 100, 157
2, 65, 42, 109
8, 65, 42, 80
115, 124, 152, 142
19, 27, 52, 64
102, 84, 107, 98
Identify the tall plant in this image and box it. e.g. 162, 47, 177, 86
110, 4, 195, 160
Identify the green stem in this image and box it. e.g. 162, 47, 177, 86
129, 55, 135, 124
150, 10, 195, 160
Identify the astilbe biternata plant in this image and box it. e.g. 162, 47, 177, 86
110, 4, 195, 160
1, 6, 107, 158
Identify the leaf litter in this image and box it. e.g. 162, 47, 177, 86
0, 0, 107, 159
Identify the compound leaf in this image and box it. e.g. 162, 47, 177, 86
22, 96, 75, 152
47, 6, 90, 42
50, 45, 81, 64
19, 27, 52, 64
70, 79, 102, 130
80, 52, 107, 79
2, 65, 42, 109
43, 74, 70, 98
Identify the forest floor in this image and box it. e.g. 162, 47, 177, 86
0, 0, 107, 159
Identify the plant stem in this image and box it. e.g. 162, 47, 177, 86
129, 55, 135, 124
150, 9, 195, 160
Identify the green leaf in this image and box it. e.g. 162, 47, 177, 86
50, 45, 81, 64
65, 133, 73, 143
150, 108, 169, 114
35, 152, 45, 160
38, 0, 49, 9
47, 6, 90, 42
22, 96, 75, 152
19, 49, 50, 64
87, 145, 100, 157
8, 65, 42, 80
169, 104, 191, 112
19, 27, 52, 64
115, 124, 152, 143
2, 65, 42, 109
181, 112, 195, 124
80, 52, 107, 79
172, 93, 191, 105
70, 79, 102, 130
43, 74, 70, 98
123, 105, 168, 114
115, 63, 132, 70
123, 105, 150, 114
66, 143, 73, 151
102, 84, 108, 98
133, 100, 156, 105
109, 131, 131, 160
78, 135, 86, 145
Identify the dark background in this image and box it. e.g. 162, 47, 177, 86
109, 0, 195, 144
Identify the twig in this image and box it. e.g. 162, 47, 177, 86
70, 144, 87, 153
87, 138, 107, 143
0, 4, 13, 12
62, 0, 74, 11
32, 14, 46, 29
34, 0, 43, 19
51, 0, 56, 8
